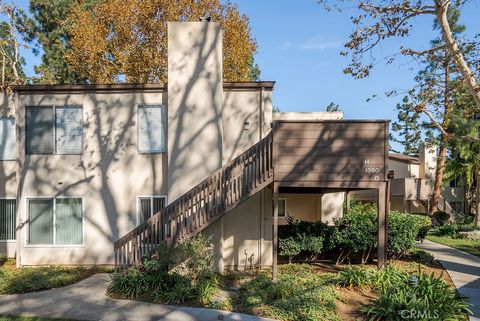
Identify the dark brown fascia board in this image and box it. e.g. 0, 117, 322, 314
12, 81, 275, 93
273, 119, 391, 123
389, 154, 421, 165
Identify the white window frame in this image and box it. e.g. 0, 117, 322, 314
25, 105, 83, 155
25, 196, 85, 248
0, 117, 17, 161
0, 197, 16, 242
278, 198, 287, 218
136, 195, 168, 226
137, 104, 167, 154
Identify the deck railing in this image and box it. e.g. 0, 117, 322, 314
114, 132, 274, 270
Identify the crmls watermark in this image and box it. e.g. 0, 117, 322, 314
399, 309, 440, 319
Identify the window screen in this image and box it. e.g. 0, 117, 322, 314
55, 198, 83, 245
55, 106, 83, 154
27, 198, 83, 245
0, 199, 16, 240
26, 107, 54, 154
0, 118, 16, 160
28, 199, 54, 245
138, 105, 166, 153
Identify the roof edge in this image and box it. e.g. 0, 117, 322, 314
12, 81, 275, 93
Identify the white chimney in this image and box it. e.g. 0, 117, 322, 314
167, 21, 223, 202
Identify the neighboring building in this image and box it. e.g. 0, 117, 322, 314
0, 21, 390, 271
350, 144, 464, 214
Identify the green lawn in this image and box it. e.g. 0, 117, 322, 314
426, 235, 480, 258
0, 259, 112, 294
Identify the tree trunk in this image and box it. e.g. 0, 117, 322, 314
431, 51, 452, 214
431, 139, 447, 213
436, 1, 480, 111
475, 167, 480, 228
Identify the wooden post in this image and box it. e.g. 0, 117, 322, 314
272, 183, 279, 281
377, 183, 387, 269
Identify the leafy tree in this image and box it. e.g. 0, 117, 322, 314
317, 0, 480, 112
66, 0, 259, 84
408, 5, 467, 213
326, 102, 341, 112
390, 96, 422, 156
27, 0, 89, 84
445, 95, 480, 227
0, 3, 29, 92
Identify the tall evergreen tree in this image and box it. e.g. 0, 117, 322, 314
28, 0, 92, 84
390, 96, 422, 156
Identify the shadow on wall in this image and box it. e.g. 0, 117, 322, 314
14, 90, 165, 264
168, 23, 223, 201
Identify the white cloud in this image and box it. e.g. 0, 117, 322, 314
301, 38, 344, 50
280, 36, 344, 51
280, 41, 293, 50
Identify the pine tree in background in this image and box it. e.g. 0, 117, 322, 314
390, 96, 422, 156
28, 0, 88, 84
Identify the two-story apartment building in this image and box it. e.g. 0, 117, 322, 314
1, 21, 391, 273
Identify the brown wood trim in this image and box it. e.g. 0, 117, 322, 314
12, 81, 275, 93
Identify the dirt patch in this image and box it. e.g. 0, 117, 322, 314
336, 287, 377, 321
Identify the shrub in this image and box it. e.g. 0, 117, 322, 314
333, 209, 377, 264
279, 237, 303, 263
388, 213, 431, 258
434, 211, 450, 226
278, 219, 327, 263
437, 223, 462, 238
108, 234, 220, 305
407, 248, 438, 267
362, 271, 470, 321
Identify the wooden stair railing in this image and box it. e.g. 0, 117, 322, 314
114, 132, 274, 270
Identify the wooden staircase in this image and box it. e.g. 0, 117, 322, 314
114, 132, 274, 270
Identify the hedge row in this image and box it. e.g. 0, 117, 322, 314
279, 202, 431, 264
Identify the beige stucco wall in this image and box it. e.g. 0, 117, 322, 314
222, 88, 272, 163
16, 90, 168, 265
167, 22, 223, 202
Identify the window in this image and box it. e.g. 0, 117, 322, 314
27, 198, 83, 246
26, 106, 83, 154
278, 198, 287, 217
137, 196, 167, 225
137, 105, 166, 153
0, 199, 16, 240
0, 117, 16, 160
449, 177, 461, 188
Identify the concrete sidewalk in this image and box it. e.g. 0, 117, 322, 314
417, 239, 480, 321
0, 274, 275, 321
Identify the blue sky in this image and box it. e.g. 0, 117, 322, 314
15, 0, 480, 152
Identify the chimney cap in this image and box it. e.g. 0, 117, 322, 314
199, 12, 212, 22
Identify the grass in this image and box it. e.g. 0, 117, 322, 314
0, 259, 112, 294
426, 235, 480, 258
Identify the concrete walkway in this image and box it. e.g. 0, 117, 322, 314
417, 239, 480, 321
0, 274, 275, 321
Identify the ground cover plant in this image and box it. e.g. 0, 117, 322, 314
232, 264, 340, 321
108, 234, 222, 305
0, 259, 111, 294
337, 264, 470, 321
